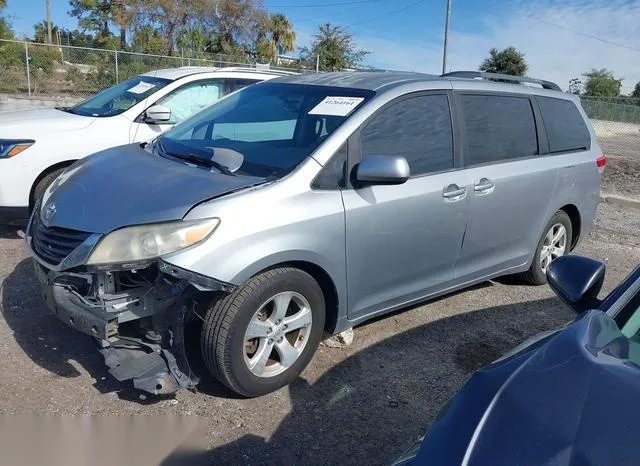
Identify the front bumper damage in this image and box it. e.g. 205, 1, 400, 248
32, 260, 234, 395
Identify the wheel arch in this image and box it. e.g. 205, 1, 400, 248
558, 204, 581, 250
29, 160, 77, 208
238, 259, 342, 334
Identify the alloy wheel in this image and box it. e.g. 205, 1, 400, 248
540, 223, 567, 273
243, 291, 313, 378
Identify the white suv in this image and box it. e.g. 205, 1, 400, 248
0, 66, 292, 224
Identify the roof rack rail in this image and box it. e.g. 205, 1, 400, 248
216, 66, 298, 76
441, 71, 561, 91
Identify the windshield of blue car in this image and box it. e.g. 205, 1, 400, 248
67, 76, 172, 117
158, 82, 374, 178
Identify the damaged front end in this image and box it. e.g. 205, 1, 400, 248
30, 242, 233, 395
33, 261, 207, 394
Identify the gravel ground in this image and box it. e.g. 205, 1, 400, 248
0, 202, 639, 465
598, 133, 640, 199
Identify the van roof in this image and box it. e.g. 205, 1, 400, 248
272, 70, 565, 94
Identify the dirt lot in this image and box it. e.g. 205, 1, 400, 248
0, 202, 639, 465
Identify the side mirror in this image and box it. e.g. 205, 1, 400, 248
144, 105, 171, 123
355, 155, 410, 185
547, 255, 605, 314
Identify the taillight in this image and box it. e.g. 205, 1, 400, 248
596, 154, 606, 169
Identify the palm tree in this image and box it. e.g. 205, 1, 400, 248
268, 13, 295, 63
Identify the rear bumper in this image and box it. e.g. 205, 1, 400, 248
0, 206, 29, 226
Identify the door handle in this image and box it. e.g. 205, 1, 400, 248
442, 184, 466, 200
473, 178, 495, 193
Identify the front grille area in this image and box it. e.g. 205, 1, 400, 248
31, 213, 92, 266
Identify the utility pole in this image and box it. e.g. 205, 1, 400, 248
441, 0, 452, 74
46, 0, 52, 44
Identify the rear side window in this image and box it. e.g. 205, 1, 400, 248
460, 94, 538, 165
360, 94, 453, 176
537, 96, 591, 153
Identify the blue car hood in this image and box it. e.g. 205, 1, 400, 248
41, 144, 266, 233
416, 310, 640, 466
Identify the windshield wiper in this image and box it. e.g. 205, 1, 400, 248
158, 143, 236, 177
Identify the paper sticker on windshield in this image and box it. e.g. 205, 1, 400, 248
309, 96, 365, 116
127, 81, 156, 94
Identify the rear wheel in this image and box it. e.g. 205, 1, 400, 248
200, 267, 325, 397
521, 210, 572, 285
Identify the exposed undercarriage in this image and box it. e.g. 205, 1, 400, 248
34, 260, 233, 395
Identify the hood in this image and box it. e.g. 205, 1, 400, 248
0, 108, 96, 137
42, 143, 266, 233
416, 310, 640, 466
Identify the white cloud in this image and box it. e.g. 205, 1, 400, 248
358, 0, 640, 93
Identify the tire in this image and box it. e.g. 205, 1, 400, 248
201, 267, 325, 397
521, 210, 573, 285
31, 167, 66, 213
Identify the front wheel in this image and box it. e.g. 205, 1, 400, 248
200, 267, 325, 397
31, 167, 66, 213
521, 210, 573, 285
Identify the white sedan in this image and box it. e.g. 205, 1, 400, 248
0, 66, 290, 224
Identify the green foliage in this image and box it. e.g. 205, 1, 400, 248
132, 26, 165, 55
0, 15, 13, 39
69, 0, 133, 49
27, 45, 60, 73
33, 20, 59, 43
300, 23, 368, 71
177, 26, 211, 58
0, 41, 22, 67
581, 97, 640, 123
631, 82, 640, 99
583, 69, 622, 97
65, 67, 86, 86
479, 46, 528, 76
117, 60, 148, 81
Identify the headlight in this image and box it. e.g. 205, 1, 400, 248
0, 139, 35, 158
86, 218, 220, 265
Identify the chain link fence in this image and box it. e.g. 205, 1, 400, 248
582, 97, 640, 163
1, 38, 638, 165
0, 39, 303, 100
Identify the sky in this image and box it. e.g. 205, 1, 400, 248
4, 0, 640, 92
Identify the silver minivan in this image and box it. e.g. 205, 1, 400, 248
27, 71, 603, 397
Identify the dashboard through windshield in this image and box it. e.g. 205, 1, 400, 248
68, 76, 172, 117
159, 83, 374, 179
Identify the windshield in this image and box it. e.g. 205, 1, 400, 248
159, 83, 374, 178
69, 76, 172, 117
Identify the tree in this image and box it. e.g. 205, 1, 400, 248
132, 25, 164, 54
582, 69, 622, 97
631, 81, 640, 99
300, 23, 368, 71
177, 26, 213, 57
568, 77, 583, 95
199, 0, 265, 55
268, 13, 295, 61
479, 46, 527, 76
69, 0, 135, 49
33, 20, 60, 43
139, 0, 199, 55
0, 0, 12, 39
